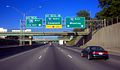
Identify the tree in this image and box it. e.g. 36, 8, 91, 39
73, 28, 84, 32
98, 0, 112, 8
73, 10, 90, 32
76, 10, 90, 20
95, 8, 108, 19
96, 0, 120, 19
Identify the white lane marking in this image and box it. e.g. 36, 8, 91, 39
38, 56, 42, 59
67, 55, 72, 58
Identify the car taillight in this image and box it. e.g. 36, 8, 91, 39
93, 51, 108, 55
92, 52, 99, 54
103, 51, 108, 54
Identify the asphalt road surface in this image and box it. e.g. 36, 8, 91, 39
0, 44, 120, 70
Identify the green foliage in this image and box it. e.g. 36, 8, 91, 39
73, 10, 90, 33
76, 10, 90, 20
96, 0, 120, 19
73, 28, 85, 32
98, 0, 112, 8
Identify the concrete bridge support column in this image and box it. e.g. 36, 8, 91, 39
29, 36, 32, 45
64, 41, 66, 44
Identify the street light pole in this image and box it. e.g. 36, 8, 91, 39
21, 13, 26, 45
6, 5, 42, 46
6, 5, 25, 46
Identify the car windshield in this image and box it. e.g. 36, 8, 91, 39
90, 46, 104, 51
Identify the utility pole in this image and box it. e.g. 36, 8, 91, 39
6, 5, 42, 46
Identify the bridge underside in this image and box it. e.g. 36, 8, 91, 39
0, 31, 89, 36
0, 29, 90, 45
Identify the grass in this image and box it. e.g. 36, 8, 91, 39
66, 36, 81, 46
66, 37, 76, 46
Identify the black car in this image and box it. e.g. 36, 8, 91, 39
81, 46, 109, 60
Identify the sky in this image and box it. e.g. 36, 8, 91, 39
0, 0, 100, 38
0, 0, 101, 29
0, 0, 101, 39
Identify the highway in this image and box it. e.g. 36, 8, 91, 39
0, 44, 120, 70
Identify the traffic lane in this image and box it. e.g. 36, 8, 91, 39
31, 45, 81, 70
57, 46, 120, 70
0, 45, 49, 70
15, 45, 49, 70
67, 46, 120, 58
35, 45, 57, 70
64, 46, 120, 62
7, 44, 81, 70
54, 46, 83, 70
0, 44, 45, 59
63, 47, 120, 63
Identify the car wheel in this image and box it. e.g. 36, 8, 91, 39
104, 57, 109, 60
87, 55, 92, 60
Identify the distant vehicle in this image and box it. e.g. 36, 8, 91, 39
59, 40, 64, 45
0, 28, 7, 32
49, 42, 52, 46
81, 46, 109, 60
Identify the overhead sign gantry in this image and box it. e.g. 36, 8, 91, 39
66, 17, 85, 28
26, 16, 42, 28
25, 15, 86, 29
45, 14, 62, 29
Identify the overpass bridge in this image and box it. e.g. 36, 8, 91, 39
20, 38, 70, 43
0, 29, 90, 45
0, 31, 89, 36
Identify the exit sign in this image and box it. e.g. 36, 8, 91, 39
45, 14, 62, 29
26, 16, 42, 28
66, 17, 85, 28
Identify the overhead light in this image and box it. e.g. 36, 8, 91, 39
6, 5, 10, 8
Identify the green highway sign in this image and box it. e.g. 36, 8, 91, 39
45, 14, 62, 29
66, 17, 85, 28
26, 16, 42, 28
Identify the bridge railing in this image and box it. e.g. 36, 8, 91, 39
106, 17, 120, 26
87, 17, 120, 34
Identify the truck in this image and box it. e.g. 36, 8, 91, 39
59, 40, 64, 45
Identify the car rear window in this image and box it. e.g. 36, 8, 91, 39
90, 46, 104, 51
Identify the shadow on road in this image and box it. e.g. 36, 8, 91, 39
0, 44, 45, 59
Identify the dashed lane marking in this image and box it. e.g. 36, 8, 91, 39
67, 55, 72, 58
38, 56, 42, 59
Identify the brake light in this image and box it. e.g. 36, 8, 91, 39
93, 52, 99, 54
103, 52, 108, 54
93, 51, 108, 54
